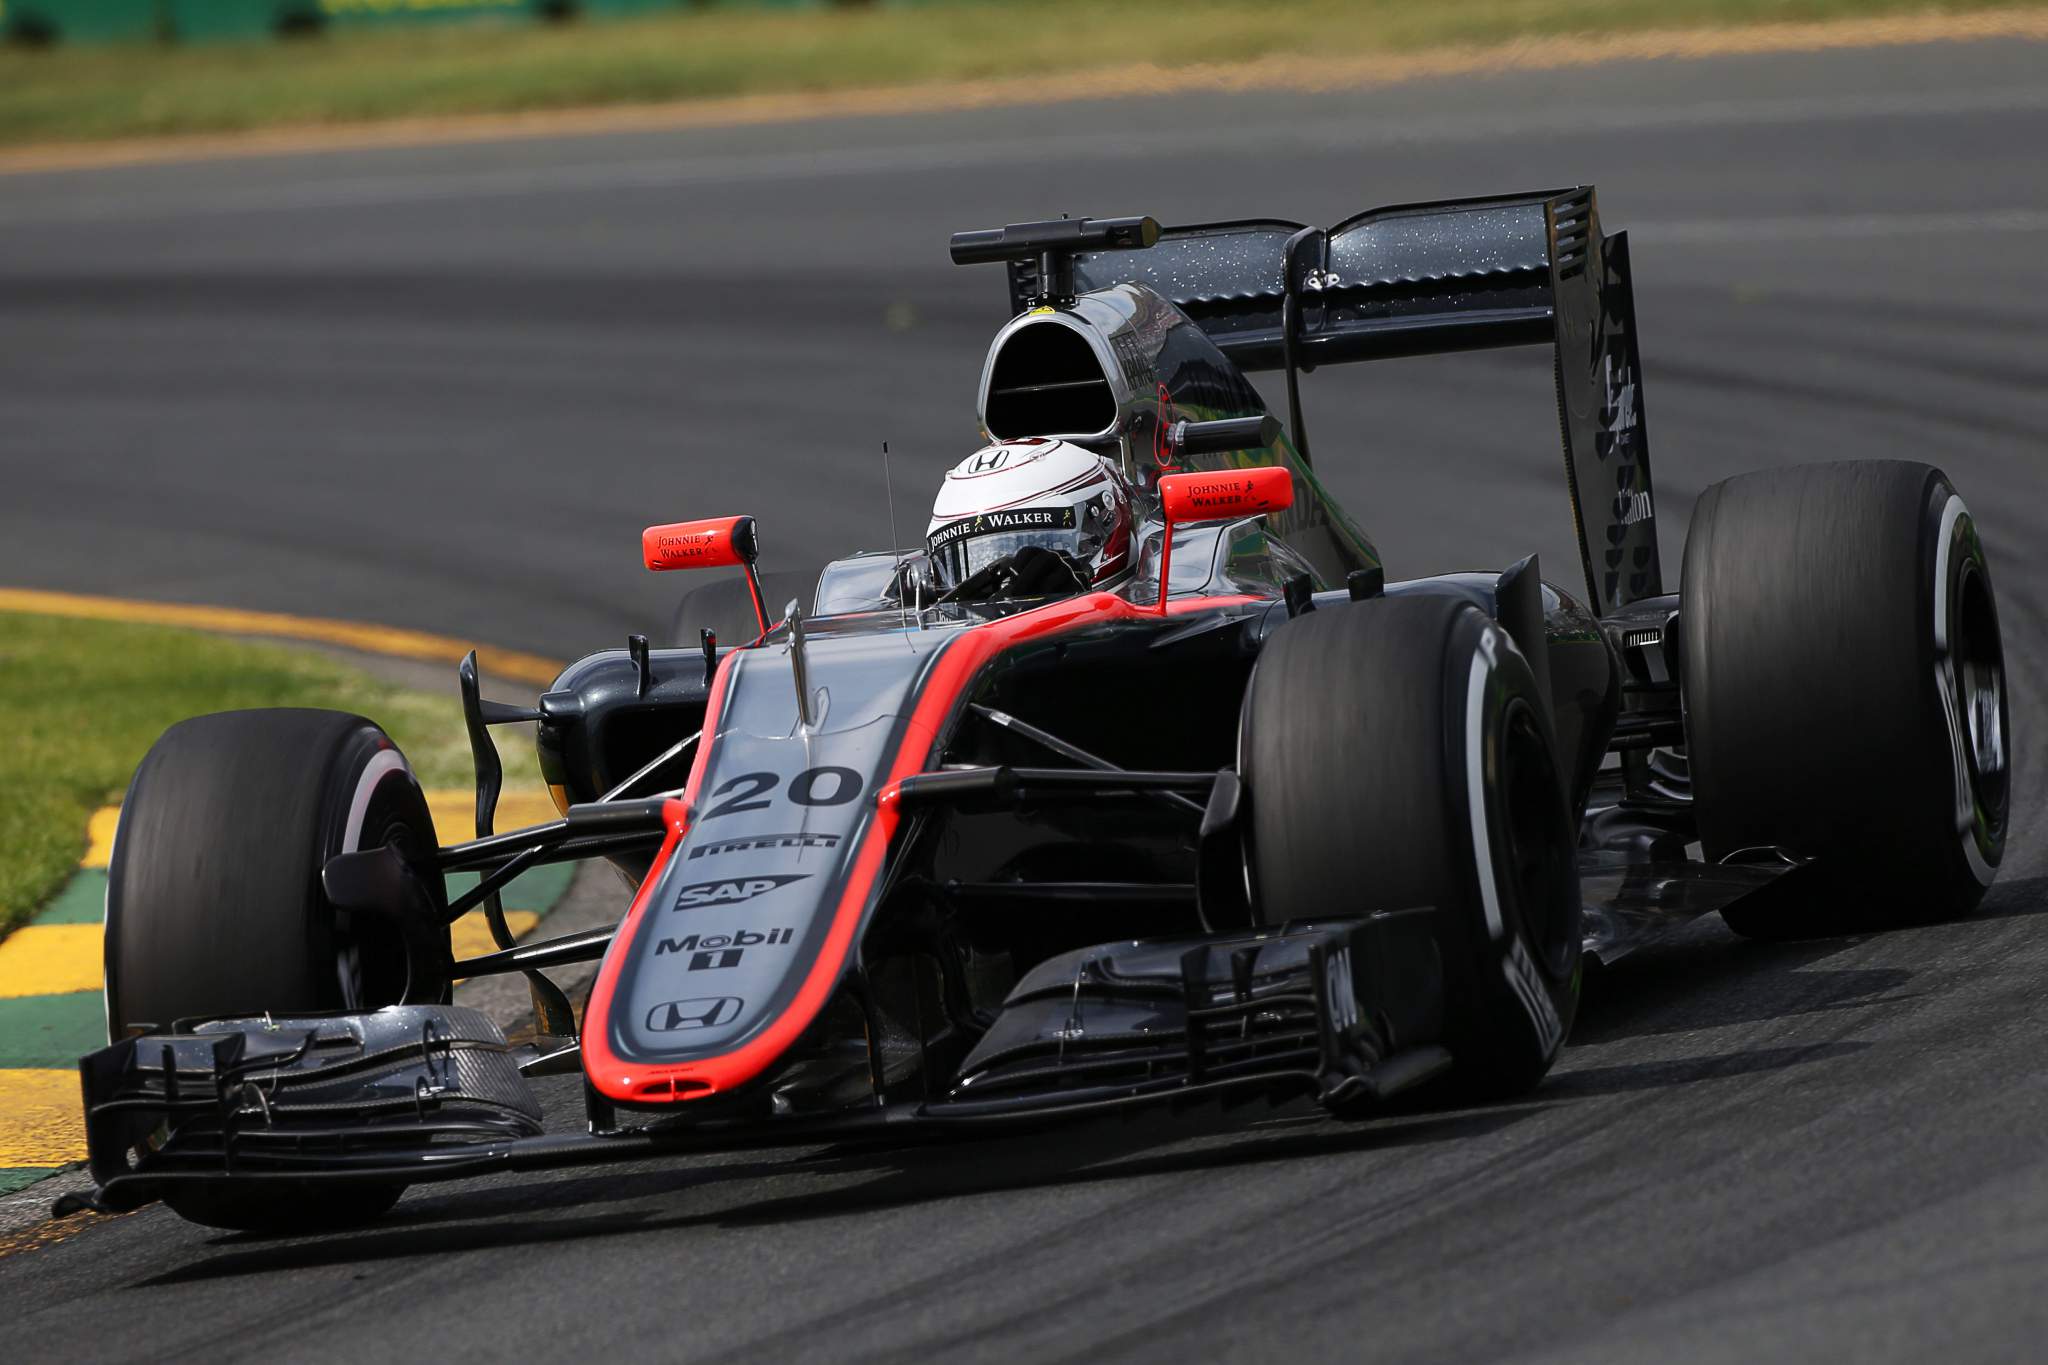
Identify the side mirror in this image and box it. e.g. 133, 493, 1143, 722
641, 515, 759, 571
1153, 467, 1295, 611
1158, 466, 1294, 525
641, 514, 769, 637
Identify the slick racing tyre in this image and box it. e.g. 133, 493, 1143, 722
1241, 595, 1581, 1103
1682, 461, 2009, 938
670, 570, 811, 649
106, 709, 446, 1230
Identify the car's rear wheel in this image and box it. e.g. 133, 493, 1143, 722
1240, 595, 1581, 1104
1680, 461, 2009, 938
106, 708, 446, 1229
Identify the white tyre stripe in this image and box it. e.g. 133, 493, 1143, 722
344, 749, 413, 855
1466, 636, 1504, 941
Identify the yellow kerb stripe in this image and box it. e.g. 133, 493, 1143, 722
0, 927, 102, 999
0, 913, 538, 999
80, 808, 120, 871
451, 910, 540, 969
0, 587, 565, 687
0, 1070, 85, 1169
423, 790, 564, 841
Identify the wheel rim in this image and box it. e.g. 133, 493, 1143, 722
336, 759, 434, 1009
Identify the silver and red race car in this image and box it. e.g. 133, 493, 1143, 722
62, 188, 2009, 1231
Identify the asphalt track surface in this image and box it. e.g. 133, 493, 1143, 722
3, 35, 2047, 1364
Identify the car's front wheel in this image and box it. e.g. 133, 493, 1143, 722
105, 708, 446, 1229
1240, 594, 1581, 1104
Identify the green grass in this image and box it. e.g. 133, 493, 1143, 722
0, 0, 2040, 149
0, 613, 544, 935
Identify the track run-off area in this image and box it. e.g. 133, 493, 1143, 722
1, 29, 2045, 1363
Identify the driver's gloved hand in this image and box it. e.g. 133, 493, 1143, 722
1007, 544, 1088, 597
892, 558, 938, 608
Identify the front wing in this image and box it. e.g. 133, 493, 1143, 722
59, 915, 1448, 1217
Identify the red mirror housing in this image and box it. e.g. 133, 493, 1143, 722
642, 515, 759, 573
1157, 467, 1295, 525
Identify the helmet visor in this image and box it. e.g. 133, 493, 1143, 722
928, 504, 1089, 587
931, 526, 1086, 589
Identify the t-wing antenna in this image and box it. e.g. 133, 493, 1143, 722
949, 215, 1160, 307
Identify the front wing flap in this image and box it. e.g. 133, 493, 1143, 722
72, 1004, 542, 1211
941, 912, 1447, 1114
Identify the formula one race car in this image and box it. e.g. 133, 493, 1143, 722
62, 188, 2011, 1231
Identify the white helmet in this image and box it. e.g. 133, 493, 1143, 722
925, 438, 1133, 594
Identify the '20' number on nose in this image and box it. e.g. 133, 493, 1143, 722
701, 767, 863, 819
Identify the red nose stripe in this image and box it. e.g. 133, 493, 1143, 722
578, 646, 737, 1099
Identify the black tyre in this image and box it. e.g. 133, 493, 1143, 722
1241, 595, 1582, 1102
105, 708, 446, 1230
670, 570, 810, 648
1682, 461, 2009, 938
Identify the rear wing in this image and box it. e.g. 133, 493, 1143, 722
974, 188, 1661, 615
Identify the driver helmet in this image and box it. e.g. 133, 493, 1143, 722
926, 438, 1132, 592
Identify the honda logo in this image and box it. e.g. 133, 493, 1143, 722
968, 448, 1008, 474
645, 996, 743, 1032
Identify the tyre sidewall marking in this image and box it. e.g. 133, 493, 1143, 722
1234, 662, 1261, 913
1463, 620, 1567, 1057
1931, 492, 1999, 886
1505, 935, 1565, 1058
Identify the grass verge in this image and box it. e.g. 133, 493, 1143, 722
0, 612, 544, 936
0, 0, 2042, 150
